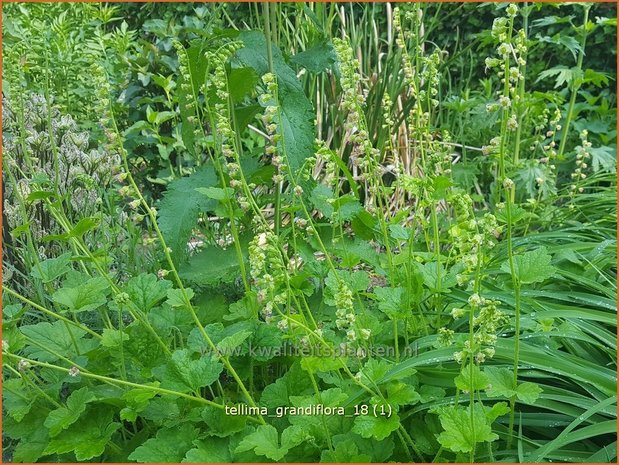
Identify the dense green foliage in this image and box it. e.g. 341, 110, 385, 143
2, 2, 617, 463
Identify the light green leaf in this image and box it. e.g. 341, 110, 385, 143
44, 387, 95, 437
120, 388, 157, 423
321, 440, 372, 462
20, 321, 95, 363
516, 382, 543, 404
235, 424, 287, 461
202, 405, 249, 438
300, 356, 342, 373
485, 367, 515, 398
101, 328, 129, 348
217, 330, 252, 354
3, 379, 35, 422
153, 349, 223, 393
375, 286, 406, 319
386, 382, 420, 406
166, 288, 194, 308
486, 401, 511, 422
261, 363, 312, 408
536, 65, 583, 88
129, 424, 198, 462
44, 407, 120, 461
501, 247, 556, 284
434, 405, 498, 453
157, 165, 218, 264
183, 438, 232, 463
52, 276, 110, 313
149, 305, 194, 336
126, 273, 172, 311
30, 253, 72, 283
590, 145, 616, 173
69, 216, 100, 238
352, 412, 400, 441
455, 364, 490, 392
13, 427, 49, 463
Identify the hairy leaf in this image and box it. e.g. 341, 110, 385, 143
236, 31, 315, 175
30, 252, 72, 283
44, 387, 96, 436
501, 247, 557, 284
433, 404, 499, 453
125, 273, 172, 311
52, 276, 110, 313
153, 349, 223, 393
157, 165, 218, 264
129, 424, 198, 462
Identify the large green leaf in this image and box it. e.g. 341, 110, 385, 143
179, 235, 250, 286
235, 424, 307, 461
125, 273, 172, 312
183, 438, 232, 463
44, 407, 120, 461
352, 412, 400, 441
433, 403, 506, 453
290, 39, 338, 73
52, 276, 110, 313
20, 321, 96, 363
152, 349, 224, 393
30, 252, 72, 283
157, 165, 218, 264
501, 246, 557, 284
235, 31, 315, 175
178, 39, 209, 157
44, 387, 96, 437
129, 424, 198, 462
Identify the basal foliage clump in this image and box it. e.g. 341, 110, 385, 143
2, 2, 616, 463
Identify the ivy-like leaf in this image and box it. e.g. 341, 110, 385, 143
515, 382, 543, 404
120, 388, 157, 423
485, 367, 542, 404
375, 286, 406, 319
261, 362, 312, 408
3, 379, 36, 422
290, 40, 337, 74
386, 382, 421, 406
166, 288, 194, 308
202, 404, 249, 438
